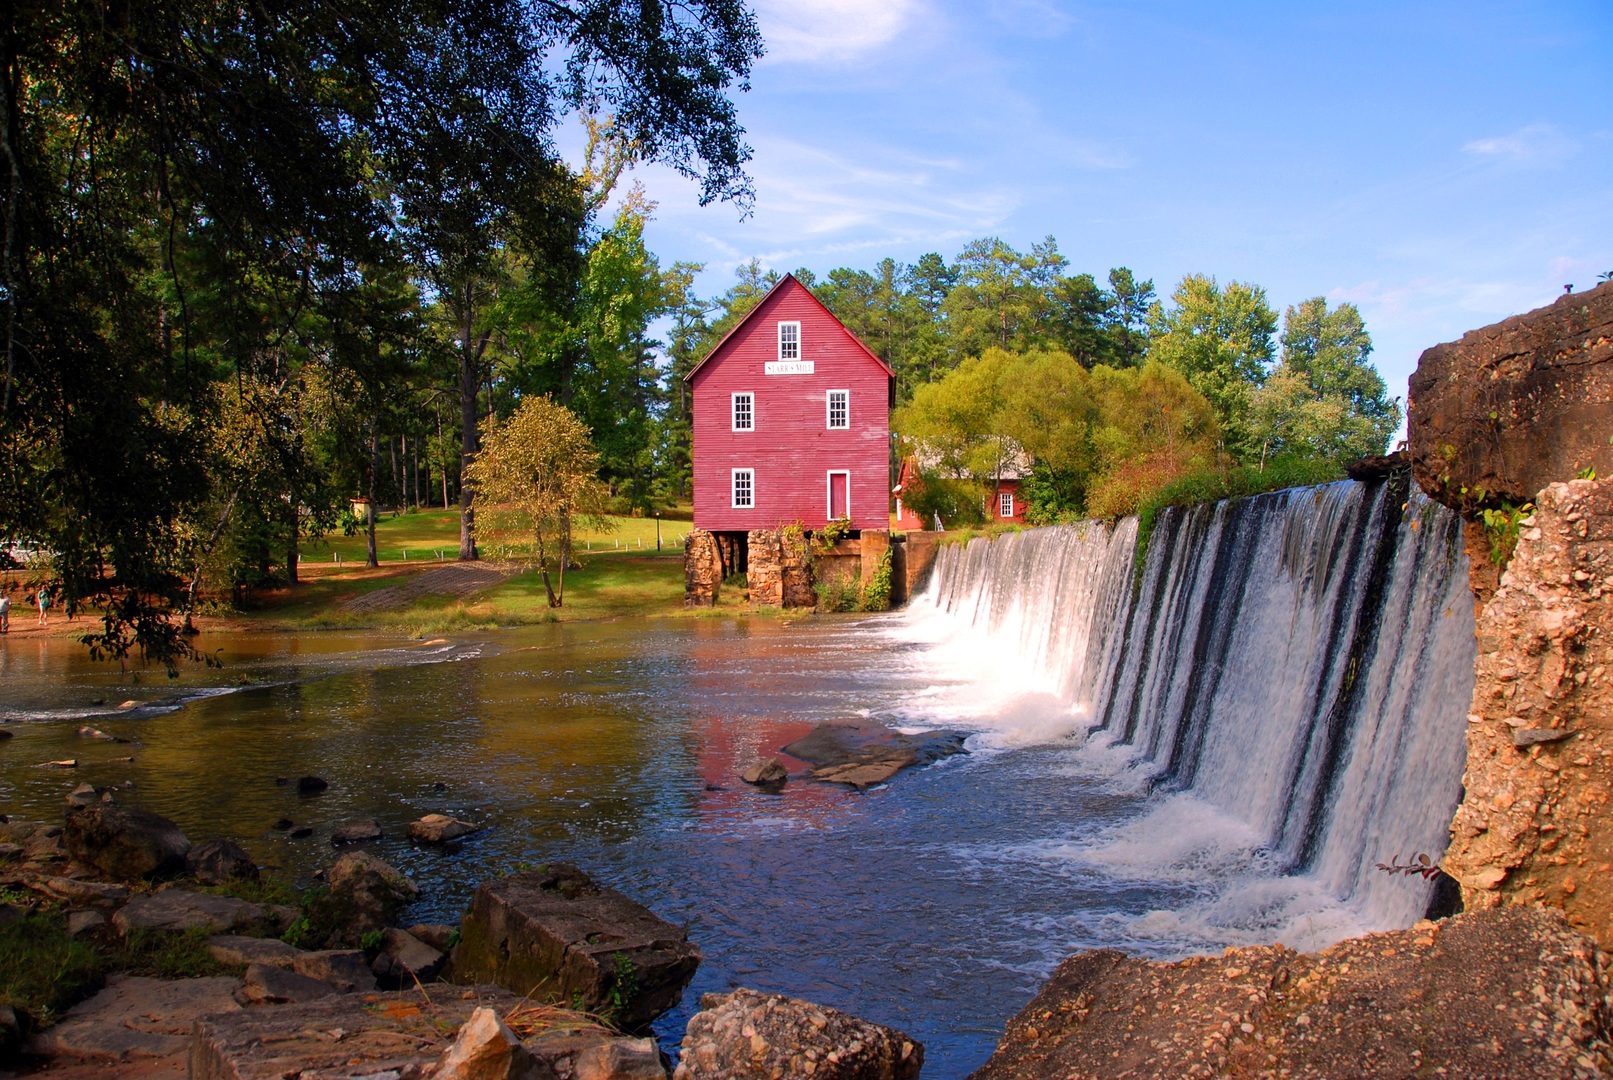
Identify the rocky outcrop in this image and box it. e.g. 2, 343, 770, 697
1409, 281, 1613, 510
449, 863, 700, 1031
684, 529, 721, 608
1443, 479, 1613, 944
674, 988, 922, 1080
783, 720, 967, 789
62, 802, 190, 880
969, 907, 1613, 1080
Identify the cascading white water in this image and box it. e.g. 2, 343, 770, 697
912, 479, 1475, 934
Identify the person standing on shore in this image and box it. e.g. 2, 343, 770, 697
0, 592, 9, 632
36, 587, 49, 626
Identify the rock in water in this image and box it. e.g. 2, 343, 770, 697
62, 802, 190, 881
330, 817, 382, 844
295, 775, 328, 794
186, 838, 260, 885
450, 863, 700, 1031
1410, 279, 1613, 509
674, 988, 922, 1080
783, 721, 966, 789
409, 813, 480, 843
969, 908, 1613, 1080
739, 757, 788, 786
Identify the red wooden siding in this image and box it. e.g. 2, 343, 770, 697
690, 276, 892, 532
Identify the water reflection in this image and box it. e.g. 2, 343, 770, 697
0, 618, 1220, 1078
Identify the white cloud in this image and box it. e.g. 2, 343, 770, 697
1461, 123, 1579, 166
752, 0, 923, 63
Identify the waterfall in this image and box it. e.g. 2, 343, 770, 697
915, 479, 1475, 932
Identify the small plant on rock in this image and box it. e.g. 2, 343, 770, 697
1479, 502, 1533, 568
1375, 852, 1444, 879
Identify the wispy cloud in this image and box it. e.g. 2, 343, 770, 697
988, 0, 1074, 37
752, 0, 924, 63
1462, 123, 1579, 166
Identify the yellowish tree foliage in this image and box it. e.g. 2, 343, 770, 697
465, 397, 611, 607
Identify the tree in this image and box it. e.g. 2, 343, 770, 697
465, 397, 610, 607
1, 0, 763, 669
1249, 298, 1400, 464
1145, 275, 1278, 460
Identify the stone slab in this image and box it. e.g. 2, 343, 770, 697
449, 864, 700, 1031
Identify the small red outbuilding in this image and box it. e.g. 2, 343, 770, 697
685, 274, 894, 534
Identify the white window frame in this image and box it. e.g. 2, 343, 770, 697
777, 321, 801, 361
826, 388, 850, 430
826, 470, 851, 521
731, 468, 755, 509
999, 490, 1014, 518
731, 391, 754, 432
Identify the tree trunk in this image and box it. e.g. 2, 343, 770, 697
366, 434, 379, 568
390, 436, 402, 511
286, 497, 299, 585
458, 295, 479, 561
437, 407, 449, 509
410, 434, 420, 509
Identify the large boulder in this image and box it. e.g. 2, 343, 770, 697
968, 908, 1613, 1080
33, 974, 242, 1064
62, 803, 190, 881
674, 989, 922, 1080
300, 850, 419, 948
186, 838, 259, 885
449, 863, 700, 1031
1408, 280, 1613, 511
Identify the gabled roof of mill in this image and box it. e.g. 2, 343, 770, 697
681, 272, 897, 385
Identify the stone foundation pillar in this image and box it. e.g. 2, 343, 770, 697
747, 529, 783, 607
683, 530, 720, 608
781, 529, 817, 609
903, 532, 941, 600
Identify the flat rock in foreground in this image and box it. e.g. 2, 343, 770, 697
32, 974, 242, 1063
968, 907, 1613, 1080
449, 863, 700, 1031
783, 721, 966, 789
675, 988, 922, 1080
190, 986, 522, 1079
191, 986, 660, 1079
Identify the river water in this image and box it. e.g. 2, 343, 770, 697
0, 486, 1475, 1078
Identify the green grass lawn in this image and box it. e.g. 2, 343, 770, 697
237, 549, 734, 635
300, 507, 694, 566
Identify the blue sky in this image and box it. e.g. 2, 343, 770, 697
581, 1, 1612, 423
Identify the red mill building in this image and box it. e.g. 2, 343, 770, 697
681, 274, 935, 607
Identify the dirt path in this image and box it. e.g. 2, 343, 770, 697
340, 562, 512, 614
